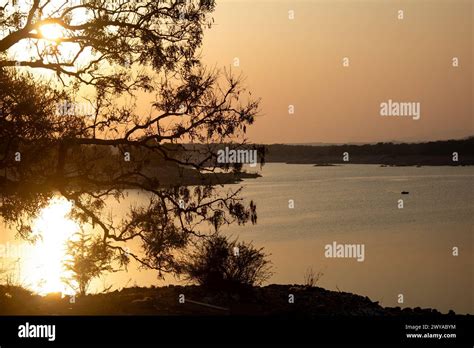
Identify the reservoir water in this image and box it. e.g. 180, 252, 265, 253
2, 164, 472, 313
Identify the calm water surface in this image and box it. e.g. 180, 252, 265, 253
2, 164, 472, 313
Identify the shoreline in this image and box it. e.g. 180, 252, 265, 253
0, 284, 466, 316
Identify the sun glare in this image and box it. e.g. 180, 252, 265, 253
22, 198, 79, 296
39, 24, 64, 41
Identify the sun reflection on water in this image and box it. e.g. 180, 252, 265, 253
22, 197, 79, 296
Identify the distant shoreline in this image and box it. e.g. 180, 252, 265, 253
260, 137, 474, 166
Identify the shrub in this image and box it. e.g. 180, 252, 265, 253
181, 234, 272, 291
303, 267, 323, 287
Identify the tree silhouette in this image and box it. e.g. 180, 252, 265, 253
0, 0, 262, 279
62, 229, 114, 296
181, 233, 272, 291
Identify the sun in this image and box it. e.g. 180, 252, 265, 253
5, 4, 101, 77
39, 23, 64, 42
22, 197, 79, 296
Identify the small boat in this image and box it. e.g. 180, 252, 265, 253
401, 191, 409, 195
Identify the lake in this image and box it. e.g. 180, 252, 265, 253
1, 164, 472, 314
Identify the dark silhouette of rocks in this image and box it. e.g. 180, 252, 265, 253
0, 284, 462, 317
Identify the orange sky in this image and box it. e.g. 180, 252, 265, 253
200, 0, 473, 144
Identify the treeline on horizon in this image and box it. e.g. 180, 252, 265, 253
7, 137, 470, 181
68, 136, 474, 168
260, 137, 474, 165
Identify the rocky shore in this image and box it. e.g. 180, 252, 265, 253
0, 284, 462, 316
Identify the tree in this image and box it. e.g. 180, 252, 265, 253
0, 0, 214, 88
0, 1, 262, 279
181, 234, 272, 291
63, 229, 114, 296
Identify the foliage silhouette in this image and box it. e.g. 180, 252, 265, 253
181, 234, 272, 291
62, 229, 115, 295
0, 1, 262, 283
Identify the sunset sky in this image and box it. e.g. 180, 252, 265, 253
0, 1, 472, 318
200, 0, 473, 144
